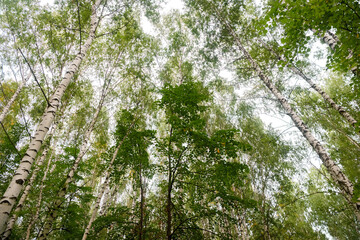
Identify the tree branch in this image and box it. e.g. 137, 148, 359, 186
18, 48, 51, 107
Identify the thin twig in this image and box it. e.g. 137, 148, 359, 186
18, 48, 51, 107
0, 121, 22, 157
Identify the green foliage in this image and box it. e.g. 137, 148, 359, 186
265, 0, 360, 95
1, 0, 359, 239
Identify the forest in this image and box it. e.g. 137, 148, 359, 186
0, 0, 359, 239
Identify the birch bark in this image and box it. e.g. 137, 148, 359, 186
215, 10, 360, 220
25, 143, 58, 240
0, 0, 102, 234
38, 78, 109, 240
311, 29, 339, 51
2, 121, 58, 240
259, 39, 358, 131
311, 29, 358, 75
0, 73, 30, 124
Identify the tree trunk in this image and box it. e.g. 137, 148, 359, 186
259, 39, 358, 132
138, 161, 144, 240
2, 120, 58, 239
39, 80, 109, 239
311, 29, 358, 75
240, 210, 248, 240
166, 128, 173, 240
82, 177, 110, 240
99, 185, 111, 216
25, 137, 57, 240
0, 73, 30, 124
215, 10, 360, 220
0, 0, 102, 234
166, 182, 172, 240
82, 121, 136, 240
311, 29, 339, 50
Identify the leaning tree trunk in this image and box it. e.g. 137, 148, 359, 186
82, 177, 110, 240
0, 72, 30, 124
38, 79, 110, 240
311, 29, 358, 75
82, 121, 136, 240
259, 39, 359, 131
25, 142, 58, 240
215, 9, 360, 220
2, 119, 59, 240
0, 0, 102, 234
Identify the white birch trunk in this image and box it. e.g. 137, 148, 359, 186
259, 39, 358, 130
2, 122, 58, 239
82, 124, 135, 240
38, 86, 108, 239
25, 142, 56, 240
0, 0, 102, 234
311, 29, 358, 74
0, 73, 30, 124
311, 29, 339, 50
98, 184, 110, 215
82, 177, 110, 240
216, 11, 360, 220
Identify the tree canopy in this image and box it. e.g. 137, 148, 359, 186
0, 0, 359, 239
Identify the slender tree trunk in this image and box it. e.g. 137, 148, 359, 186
138, 161, 144, 240
25, 137, 57, 240
166, 128, 173, 240
259, 39, 358, 131
82, 121, 136, 240
39, 81, 109, 239
215, 10, 360, 220
166, 180, 172, 240
2, 120, 59, 239
0, 0, 102, 234
0, 73, 30, 124
99, 185, 111, 216
82, 177, 110, 240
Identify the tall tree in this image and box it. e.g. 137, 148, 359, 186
185, 0, 360, 220
0, 0, 103, 234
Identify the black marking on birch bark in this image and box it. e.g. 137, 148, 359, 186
15, 179, 24, 185
0, 200, 11, 206
29, 148, 38, 153
20, 160, 32, 165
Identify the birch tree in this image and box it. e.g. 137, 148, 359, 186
1, 1, 360, 239
185, 0, 360, 221
265, 0, 360, 96
258, 39, 359, 132
0, 0, 103, 234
